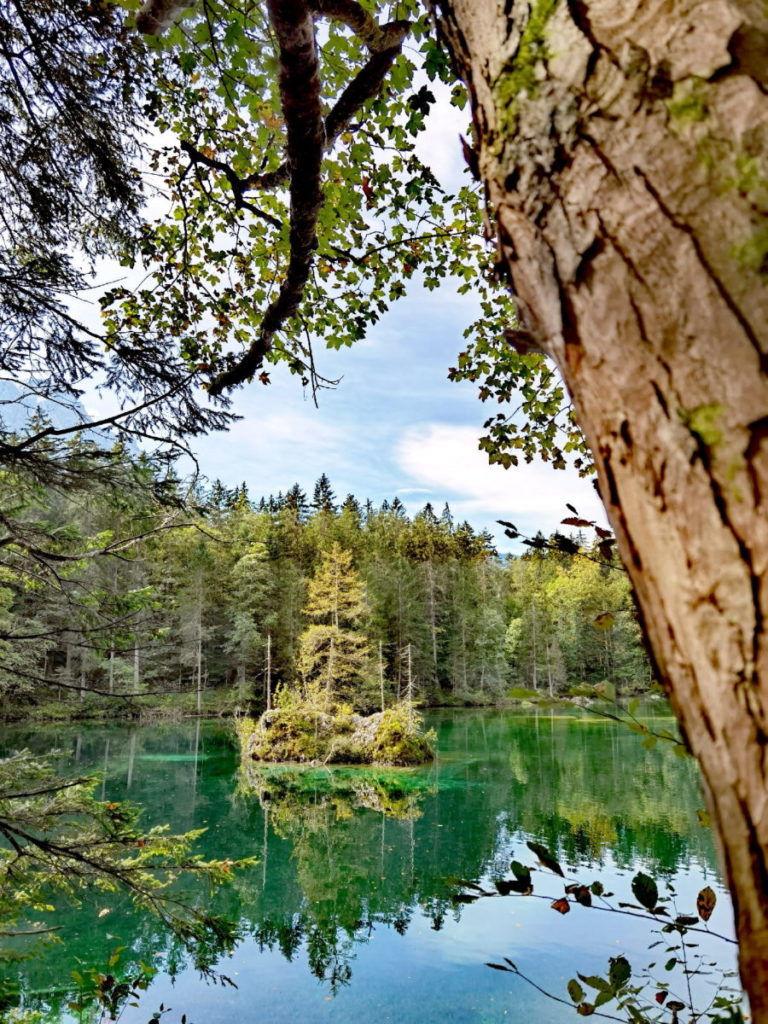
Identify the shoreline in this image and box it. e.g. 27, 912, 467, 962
0, 688, 660, 726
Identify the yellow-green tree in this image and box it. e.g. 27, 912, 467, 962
297, 543, 373, 707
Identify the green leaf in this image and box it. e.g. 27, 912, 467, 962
578, 974, 611, 993
178, 52, 197, 74
608, 955, 631, 988
568, 979, 586, 1003
631, 872, 658, 910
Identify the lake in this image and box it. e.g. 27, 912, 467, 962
1, 707, 740, 1023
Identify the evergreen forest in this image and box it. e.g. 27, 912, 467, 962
2, 446, 649, 720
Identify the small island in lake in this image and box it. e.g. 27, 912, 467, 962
240, 697, 435, 766
239, 541, 435, 766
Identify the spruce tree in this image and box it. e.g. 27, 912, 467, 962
311, 474, 336, 515
285, 483, 310, 521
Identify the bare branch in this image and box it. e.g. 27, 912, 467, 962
9, 375, 197, 454
3, 778, 91, 800
0, 926, 63, 936
309, 0, 409, 53
0, 517, 226, 566
178, 142, 283, 228
4, 664, 203, 700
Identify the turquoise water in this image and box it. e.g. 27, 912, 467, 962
1, 707, 738, 1022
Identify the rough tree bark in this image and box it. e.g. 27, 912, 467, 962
434, 0, 768, 1014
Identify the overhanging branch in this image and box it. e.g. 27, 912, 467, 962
242, 41, 406, 193
208, 2, 409, 395
208, 0, 324, 396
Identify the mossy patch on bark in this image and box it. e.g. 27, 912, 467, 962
731, 222, 768, 276
666, 78, 709, 126
680, 402, 727, 448
492, 0, 559, 136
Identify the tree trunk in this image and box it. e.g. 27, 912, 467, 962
405, 642, 414, 722
64, 641, 73, 700
133, 644, 140, 695
327, 632, 335, 695
196, 623, 203, 715
425, 561, 439, 667
266, 633, 273, 711
379, 638, 385, 711
126, 729, 136, 789
435, 0, 768, 1011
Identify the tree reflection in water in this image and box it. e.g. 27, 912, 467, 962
1, 707, 729, 1021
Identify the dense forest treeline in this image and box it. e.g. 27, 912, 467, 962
2, 447, 650, 715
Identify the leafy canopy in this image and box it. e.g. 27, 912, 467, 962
98, 0, 584, 467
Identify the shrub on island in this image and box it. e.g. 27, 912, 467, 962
240, 690, 435, 767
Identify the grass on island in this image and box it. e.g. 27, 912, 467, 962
237, 691, 436, 768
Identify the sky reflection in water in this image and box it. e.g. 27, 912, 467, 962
2, 706, 737, 1024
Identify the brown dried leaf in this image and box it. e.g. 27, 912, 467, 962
697, 886, 716, 922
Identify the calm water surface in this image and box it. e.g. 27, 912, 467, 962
2, 708, 738, 1023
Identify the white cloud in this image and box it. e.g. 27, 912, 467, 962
395, 422, 607, 542
196, 410, 349, 490
226, 410, 344, 455
414, 80, 469, 193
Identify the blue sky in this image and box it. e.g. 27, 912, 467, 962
81, 84, 605, 551
185, 277, 605, 548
